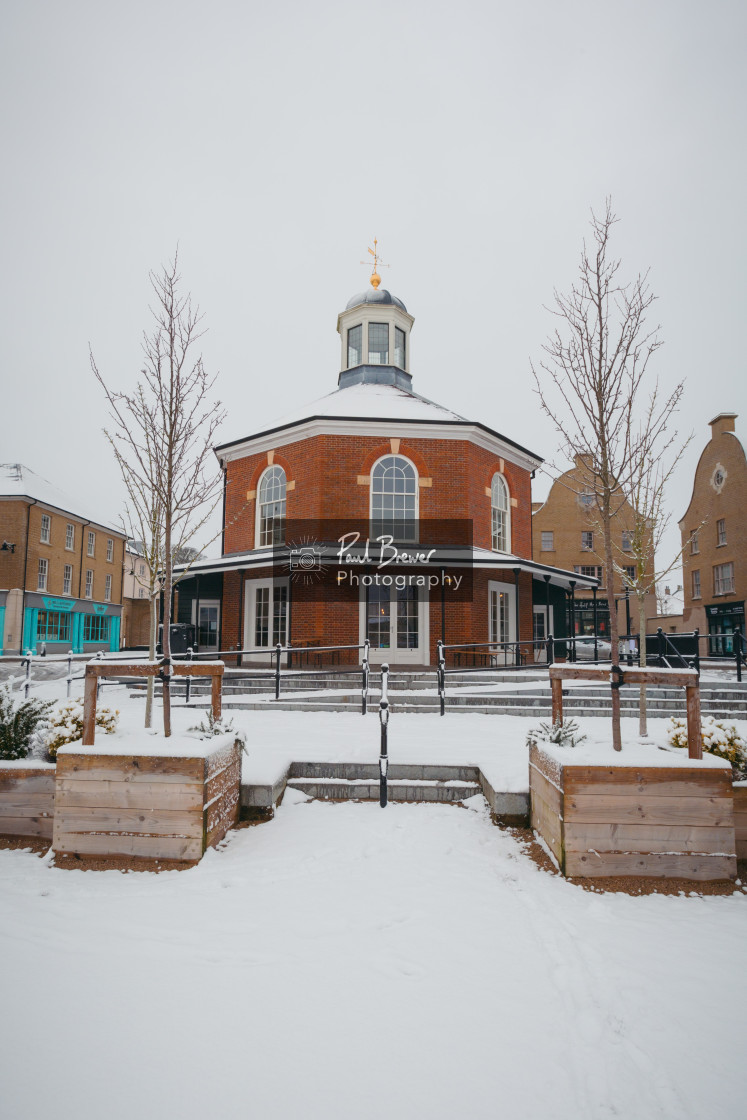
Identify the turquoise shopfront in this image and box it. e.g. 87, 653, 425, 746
21, 594, 121, 654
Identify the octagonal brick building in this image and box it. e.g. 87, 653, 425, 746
175, 281, 593, 665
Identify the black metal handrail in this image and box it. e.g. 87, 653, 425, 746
379, 662, 389, 807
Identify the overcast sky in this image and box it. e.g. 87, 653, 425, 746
2, 0, 745, 574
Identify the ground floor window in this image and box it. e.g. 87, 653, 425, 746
194, 599, 220, 650
83, 614, 110, 643
707, 602, 745, 657
245, 580, 288, 650
571, 598, 610, 637
37, 610, 71, 643
366, 584, 419, 650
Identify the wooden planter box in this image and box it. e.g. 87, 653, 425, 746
529, 743, 737, 881
52, 737, 242, 862
0, 761, 56, 839
734, 783, 747, 860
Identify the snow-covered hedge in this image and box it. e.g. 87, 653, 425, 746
44, 699, 120, 761
667, 716, 747, 777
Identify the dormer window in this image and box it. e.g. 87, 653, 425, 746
368, 323, 389, 365
394, 327, 406, 370
347, 325, 362, 368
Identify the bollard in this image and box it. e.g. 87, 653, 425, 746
66, 649, 74, 698
23, 653, 31, 700
379, 663, 389, 807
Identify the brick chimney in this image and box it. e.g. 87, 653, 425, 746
709, 412, 737, 438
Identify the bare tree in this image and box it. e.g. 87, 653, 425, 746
92, 251, 226, 736
532, 200, 670, 751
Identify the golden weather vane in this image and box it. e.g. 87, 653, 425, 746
360, 237, 389, 289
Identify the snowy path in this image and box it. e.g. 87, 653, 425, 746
1, 795, 745, 1120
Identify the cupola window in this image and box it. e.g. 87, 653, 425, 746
371, 455, 417, 541
347, 325, 362, 368
394, 327, 406, 370
491, 474, 511, 553
368, 323, 389, 365
257, 465, 287, 547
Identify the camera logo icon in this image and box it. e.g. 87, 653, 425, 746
289, 546, 322, 572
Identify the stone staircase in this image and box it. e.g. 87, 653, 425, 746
126, 668, 747, 719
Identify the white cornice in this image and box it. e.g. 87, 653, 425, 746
217, 417, 542, 473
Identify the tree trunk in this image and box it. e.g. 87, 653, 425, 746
145, 590, 157, 729
602, 507, 623, 751
162, 518, 172, 738
638, 593, 648, 737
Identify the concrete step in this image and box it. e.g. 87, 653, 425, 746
287, 776, 481, 802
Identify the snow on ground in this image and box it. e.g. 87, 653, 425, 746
1, 678, 747, 1119
1, 797, 746, 1120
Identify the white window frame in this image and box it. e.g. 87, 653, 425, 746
581, 530, 594, 552
357, 583, 429, 665
40, 514, 51, 543
691, 530, 699, 555
87, 530, 95, 557
255, 465, 287, 548
191, 598, 221, 651
85, 569, 93, 599
714, 563, 734, 596
717, 519, 727, 547
65, 523, 75, 551
37, 558, 48, 591
370, 454, 419, 538
104, 574, 112, 601
243, 577, 289, 658
532, 604, 554, 662
488, 579, 516, 659
106, 538, 113, 562
490, 473, 510, 553
692, 569, 701, 599
63, 564, 72, 596
540, 531, 553, 551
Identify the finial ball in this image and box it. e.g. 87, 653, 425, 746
370, 271, 381, 289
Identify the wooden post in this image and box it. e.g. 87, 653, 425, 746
211, 672, 222, 721
82, 669, 98, 746
686, 683, 702, 760
551, 677, 563, 725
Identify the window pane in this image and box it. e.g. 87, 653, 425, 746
255, 587, 269, 646
371, 456, 417, 542
347, 324, 362, 368
40, 515, 50, 542
272, 586, 287, 646
258, 466, 287, 547
396, 586, 418, 649
394, 327, 406, 369
368, 323, 389, 365
367, 585, 390, 649
66, 524, 74, 549
37, 559, 47, 590
541, 531, 553, 551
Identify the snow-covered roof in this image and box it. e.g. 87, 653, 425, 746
215, 381, 543, 469
265, 381, 468, 428
0, 463, 125, 536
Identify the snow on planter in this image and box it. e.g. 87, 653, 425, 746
529, 741, 737, 881
52, 733, 242, 862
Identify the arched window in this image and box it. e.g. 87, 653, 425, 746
491, 474, 510, 553
371, 455, 417, 541
257, 465, 286, 547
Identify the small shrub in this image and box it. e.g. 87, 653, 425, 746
44, 699, 120, 760
526, 718, 586, 749
189, 711, 238, 738
667, 717, 747, 778
0, 681, 53, 760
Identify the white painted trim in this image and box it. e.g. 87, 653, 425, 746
254, 464, 287, 549
243, 576, 289, 659
218, 417, 542, 474
369, 452, 419, 522
488, 579, 516, 648
358, 584, 430, 665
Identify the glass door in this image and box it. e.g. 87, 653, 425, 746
364, 584, 426, 663
197, 602, 220, 650
245, 579, 289, 660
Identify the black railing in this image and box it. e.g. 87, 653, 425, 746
379, 663, 389, 807
174, 640, 372, 711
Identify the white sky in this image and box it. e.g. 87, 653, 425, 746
1, 0, 745, 570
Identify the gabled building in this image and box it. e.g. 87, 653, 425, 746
531, 456, 657, 639
175, 278, 596, 663
0, 463, 126, 655
679, 412, 746, 654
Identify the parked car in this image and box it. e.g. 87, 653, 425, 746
573, 636, 612, 660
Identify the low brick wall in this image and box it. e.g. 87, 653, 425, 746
52, 738, 242, 862
0, 762, 56, 839
530, 743, 737, 881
